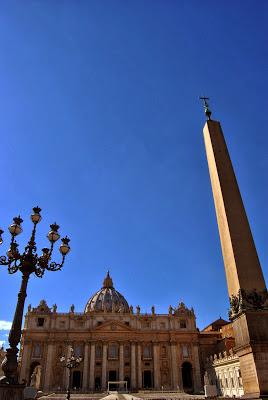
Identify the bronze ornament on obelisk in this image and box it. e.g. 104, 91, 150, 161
201, 98, 268, 398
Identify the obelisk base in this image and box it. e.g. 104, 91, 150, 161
0, 383, 25, 400
233, 311, 268, 398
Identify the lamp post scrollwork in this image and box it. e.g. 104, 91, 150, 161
60, 347, 82, 400
0, 207, 71, 385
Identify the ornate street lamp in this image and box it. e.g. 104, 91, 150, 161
60, 347, 82, 400
0, 207, 71, 385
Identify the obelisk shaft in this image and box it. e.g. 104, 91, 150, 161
203, 119, 268, 398
203, 120, 266, 297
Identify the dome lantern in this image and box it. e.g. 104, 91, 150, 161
103, 271, 113, 288
85, 272, 129, 313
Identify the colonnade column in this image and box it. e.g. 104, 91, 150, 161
44, 342, 54, 391
89, 342, 95, 391
153, 343, 160, 389
119, 343, 124, 382
102, 343, 107, 390
137, 343, 142, 389
131, 342, 136, 390
171, 342, 179, 390
82, 342, 89, 390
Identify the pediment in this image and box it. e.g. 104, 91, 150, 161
94, 320, 133, 332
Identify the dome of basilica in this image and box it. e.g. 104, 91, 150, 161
84, 272, 129, 313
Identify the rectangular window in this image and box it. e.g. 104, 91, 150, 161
143, 345, 152, 359
182, 345, 189, 357
32, 343, 42, 358
37, 318, 45, 327
180, 319, 187, 328
142, 321, 151, 329
108, 344, 118, 359
74, 344, 83, 357
124, 345, 130, 358
96, 345, 102, 359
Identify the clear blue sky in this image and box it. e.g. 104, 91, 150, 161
0, 1, 267, 346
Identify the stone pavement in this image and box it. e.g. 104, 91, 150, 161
38, 392, 205, 400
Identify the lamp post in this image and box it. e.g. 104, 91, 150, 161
60, 347, 82, 400
0, 206, 71, 387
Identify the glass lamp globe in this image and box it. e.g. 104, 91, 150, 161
31, 207, 42, 223
47, 223, 60, 243
9, 216, 23, 236
59, 237, 71, 255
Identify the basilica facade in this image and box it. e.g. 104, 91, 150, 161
19, 272, 228, 394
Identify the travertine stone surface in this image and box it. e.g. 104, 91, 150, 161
203, 120, 265, 297
19, 274, 221, 394
203, 120, 268, 397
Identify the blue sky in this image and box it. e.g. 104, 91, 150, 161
0, 0, 268, 347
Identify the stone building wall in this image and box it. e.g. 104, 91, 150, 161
206, 349, 244, 397
19, 299, 216, 393
19, 274, 225, 394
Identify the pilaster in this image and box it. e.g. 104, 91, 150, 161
89, 342, 95, 391
171, 342, 179, 389
19, 342, 31, 384
192, 344, 202, 392
153, 343, 160, 389
82, 343, 89, 390
119, 343, 124, 381
137, 344, 142, 389
101, 343, 107, 390
131, 342, 136, 389
43, 343, 54, 391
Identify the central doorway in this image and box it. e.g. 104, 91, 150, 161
72, 371, 81, 389
108, 370, 117, 390
182, 362, 193, 393
143, 370, 152, 389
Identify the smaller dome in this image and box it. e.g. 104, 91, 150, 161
84, 272, 129, 313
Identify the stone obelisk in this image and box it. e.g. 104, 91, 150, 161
201, 98, 268, 398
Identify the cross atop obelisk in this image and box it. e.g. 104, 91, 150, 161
199, 96, 212, 120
